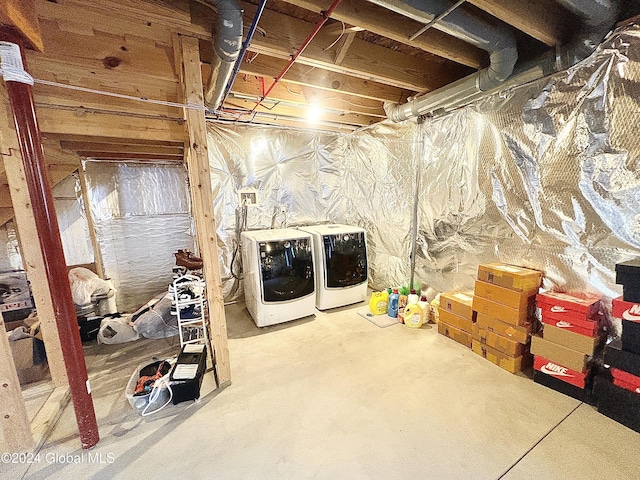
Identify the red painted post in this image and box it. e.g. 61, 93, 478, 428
0, 39, 99, 449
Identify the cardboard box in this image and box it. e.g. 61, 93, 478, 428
540, 313, 599, 337
594, 376, 640, 434
604, 339, 640, 377
611, 368, 640, 394
530, 335, 589, 372
477, 263, 542, 292
533, 355, 589, 389
471, 340, 532, 373
474, 280, 538, 310
475, 312, 533, 344
622, 319, 640, 355
472, 325, 529, 357
541, 324, 605, 355
438, 321, 472, 348
438, 308, 473, 333
5, 321, 49, 385
534, 370, 594, 404
439, 291, 474, 320
615, 258, 640, 298
472, 295, 532, 326
612, 296, 640, 321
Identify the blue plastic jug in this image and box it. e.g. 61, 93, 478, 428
387, 288, 399, 318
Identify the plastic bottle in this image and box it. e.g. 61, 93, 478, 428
418, 295, 429, 323
408, 289, 419, 305
404, 303, 423, 328
387, 288, 399, 318
369, 291, 389, 315
397, 293, 408, 323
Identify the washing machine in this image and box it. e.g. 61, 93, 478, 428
299, 224, 368, 310
241, 228, 316, 327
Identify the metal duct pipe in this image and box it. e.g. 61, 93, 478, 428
203, 0, 243, 110
370, 0, 517, 121
554, 0, 619, 68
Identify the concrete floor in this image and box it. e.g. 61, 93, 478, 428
4, 301, 640, 479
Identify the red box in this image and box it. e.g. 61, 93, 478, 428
540, 314, 599, 337
612, 296, 640, 321
533, 355, 589, 389
611, 368, 640, 394
536, 291, 601, 321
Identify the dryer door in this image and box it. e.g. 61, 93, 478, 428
323, 232, 368, 288
259, 238, 314, 302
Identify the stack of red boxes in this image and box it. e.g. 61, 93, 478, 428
471, 263, 542, 373
594, 258, 640, 433
437, 291, 474, 348
531, 291, 605, 402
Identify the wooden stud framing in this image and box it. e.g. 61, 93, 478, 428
176, 34, 231, 386
0, 83, 68, 389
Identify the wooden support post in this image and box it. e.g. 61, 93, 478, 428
0, 82, 68, 388
78, 167, 105, 278
0, 312, 33, 451
177, 35, 231, 386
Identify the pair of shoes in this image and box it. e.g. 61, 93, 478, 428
174, 249, 203, 270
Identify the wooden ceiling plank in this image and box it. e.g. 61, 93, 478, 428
60, 141, 183, 156
278, 0, 485, 68
467, 0, 567, 46
241, 2, 468, 92
227, 73, 386, 117
237, 53, 411, 104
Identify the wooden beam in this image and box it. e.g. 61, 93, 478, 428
78, 168, 104, 279
224, 71, 386, 118
236, 54, 411, 104
467, 0, 570, 46
177, 34, 231, 386
0, 313, 33, 451
74, 151, 183, 161
0, 207, 14, 227
36, 106, 186, 142
60, 141, 184, 156
240, 2, 470, 92
324, 23, 364, 35
0, 83, 68, 389
278, 0, 485, 68
334, 32, 356, 66
0, 0, 43, 51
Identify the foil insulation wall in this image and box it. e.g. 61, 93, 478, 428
83, 161, 196, 312
207, 23, 640, 323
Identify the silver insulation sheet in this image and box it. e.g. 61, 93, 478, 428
83, 161, 195, 312
207, 121, 419, 300
207, 23, 640, 319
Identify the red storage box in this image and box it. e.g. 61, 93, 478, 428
612, 296, 640, 321
533, 355, 589, 389
540, 315, 599, 337
611, 368, 640, 394
536, 291, 602, 321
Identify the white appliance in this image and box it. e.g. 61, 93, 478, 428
241, 228, 316, 327
298, 224, 368, 310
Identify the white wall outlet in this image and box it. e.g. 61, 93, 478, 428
238, 188, 258, 206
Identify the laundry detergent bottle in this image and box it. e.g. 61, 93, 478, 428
369, 291, 389, 315
404, 303, 423, 328
387, 288, 399, 318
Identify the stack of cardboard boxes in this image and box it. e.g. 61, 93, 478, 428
437, 291, 474, 348
471, 263, 542, 373
594, 259, 640, 433
531, 291, 605, 402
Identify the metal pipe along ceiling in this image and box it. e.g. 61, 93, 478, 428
368, 0, 517, 121
378, 0, 620, 122
203, 0, 243, 110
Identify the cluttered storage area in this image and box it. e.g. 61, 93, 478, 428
2, 0, 640, 478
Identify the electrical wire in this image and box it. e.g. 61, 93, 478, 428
33, 78, 206, 111
323, 21, 346, 50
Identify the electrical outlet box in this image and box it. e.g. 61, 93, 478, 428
279, 205, 287, 214
238, 188, 258, 206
